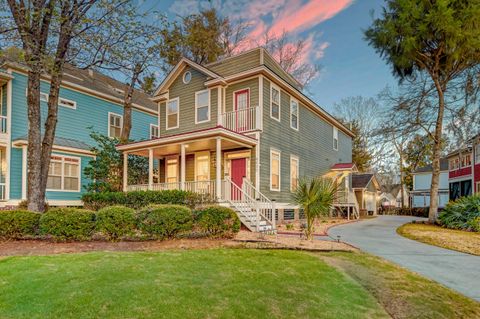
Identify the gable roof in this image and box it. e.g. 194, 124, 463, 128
153, 57, 224, 97
352, 173, 374, 189
331, 163, 357, 170
413, 158, 449, 173
1, 59, 157, 112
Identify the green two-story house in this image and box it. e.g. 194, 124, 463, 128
117, 48, 356, 232
0, 60, 158, 207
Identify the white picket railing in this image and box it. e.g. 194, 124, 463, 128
184, 180, 216, 196
242, 178, 275, 228
223, 177, 274, 232
0, 115, 7, 134
221, 106, 258, 133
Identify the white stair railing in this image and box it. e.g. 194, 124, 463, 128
242, 178, 275, 229
222, 177, 275, 232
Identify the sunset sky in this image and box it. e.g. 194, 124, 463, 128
145, 0, 396, 112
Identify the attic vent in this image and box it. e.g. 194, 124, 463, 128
183, 71, 191, 84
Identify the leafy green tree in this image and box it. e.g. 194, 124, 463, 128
365, 0, 480, 222
351, 121, 373, 172
84, 131, 148, 192
292, 177, 337, 240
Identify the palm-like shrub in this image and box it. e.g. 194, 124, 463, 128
292, 177, 337, 240
439, 195, 480, 231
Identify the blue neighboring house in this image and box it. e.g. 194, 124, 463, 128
0, 60, 158, 206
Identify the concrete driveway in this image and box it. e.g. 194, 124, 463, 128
328, 215, 480, 301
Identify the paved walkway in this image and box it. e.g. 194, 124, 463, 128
328, 216, 480, 301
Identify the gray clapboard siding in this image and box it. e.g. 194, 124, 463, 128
259, 79, 352, 202
263, 53, 302, 90
159, 66, 217, 136
209, 49, 261, 77
225, 78, 259, 113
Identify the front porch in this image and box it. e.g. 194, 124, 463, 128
117, 127, 275, 233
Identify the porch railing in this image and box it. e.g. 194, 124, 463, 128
220, 106, 258, 133
0, 115, 7, 134
126, 180, 216, 197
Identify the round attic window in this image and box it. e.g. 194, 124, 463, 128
183, 71, 192, 84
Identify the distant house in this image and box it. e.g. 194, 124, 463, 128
379, 184, 409, 208
410, 159, 449, 208
447, 133, 480, 200
351, 173, 380, 215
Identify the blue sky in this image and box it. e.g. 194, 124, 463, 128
142, 0, 397, 113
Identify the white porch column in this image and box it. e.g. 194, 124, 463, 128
123, 152, 128, 192
180, 144, 186, 190
216, 137, 222, 200
148, 148, 154, 190
21, 145, 27, 200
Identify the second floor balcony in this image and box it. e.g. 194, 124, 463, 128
220, 106, 260, 134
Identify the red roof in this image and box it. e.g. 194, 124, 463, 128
331, 163, 355, 170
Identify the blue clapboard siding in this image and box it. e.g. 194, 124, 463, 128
8, 71, 157, 201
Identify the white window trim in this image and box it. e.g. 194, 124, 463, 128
194, 151, 210, 181
290, 155, 299, 192
333, 126, 339, 151
108, 112, 123, 138
58, 97, 77, 109
195, 89, 210, 124
183, 71, 192, 84
46, 154, 81, 192
476, 144, 480, 164
290, 97, 299, 131
270, 148, 281, 191
150, 124, 159, 139
165, 156, 179, 183
270, 83, 281, 122
166, 97, 180, 130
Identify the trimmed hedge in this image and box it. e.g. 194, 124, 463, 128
39, 208, 96, 241
137, 204, 193, 239
96, 206, 136, 241
0, 210, 40, 239
195, 206, 240, 238
439, 195, 480, 231
82, 190, 215, 210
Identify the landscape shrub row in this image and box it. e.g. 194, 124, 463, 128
0, 205, 240, 241
81, 190, 216, 210
380, 207, 429, 217
439, 194, 480, 231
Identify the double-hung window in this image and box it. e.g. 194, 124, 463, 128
270, 149, 281, 191
150, 124, 159, 139
46, 155, 80, 191
195, 90, 210, 123
476, 144, 480, 164
166, 157, 179, 184
333, 127, 338, 151
166, 98, 179, 129
58, 97, 76, 109
270, 85, 280, 121
290, 155, 299, 191
290, 98, 298, 130
108, 113, 122, 138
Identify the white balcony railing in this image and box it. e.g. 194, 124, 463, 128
0, 115, 7, 134
221, 106, 258, 133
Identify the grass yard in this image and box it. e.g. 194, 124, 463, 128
0, 248, 479, 319
397, 222, 480, 255
0, 249, 387, 319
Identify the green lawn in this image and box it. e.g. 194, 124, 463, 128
0, 249, 387, 319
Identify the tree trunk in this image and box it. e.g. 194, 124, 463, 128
26, 68, 45, 212
399, 154, 405, 209
428, 81, 446, 223
120, 65, 142, 142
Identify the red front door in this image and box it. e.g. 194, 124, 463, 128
234, 90, 249, 131
231, 158, 247, 200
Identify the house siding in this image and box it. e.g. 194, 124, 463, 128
159, 66, 217, 136
209, 49, 261, 77
7, 71, 157, 202
259, 79, 352, 202
263, 53, 301, 90
225, 78, 259, 113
